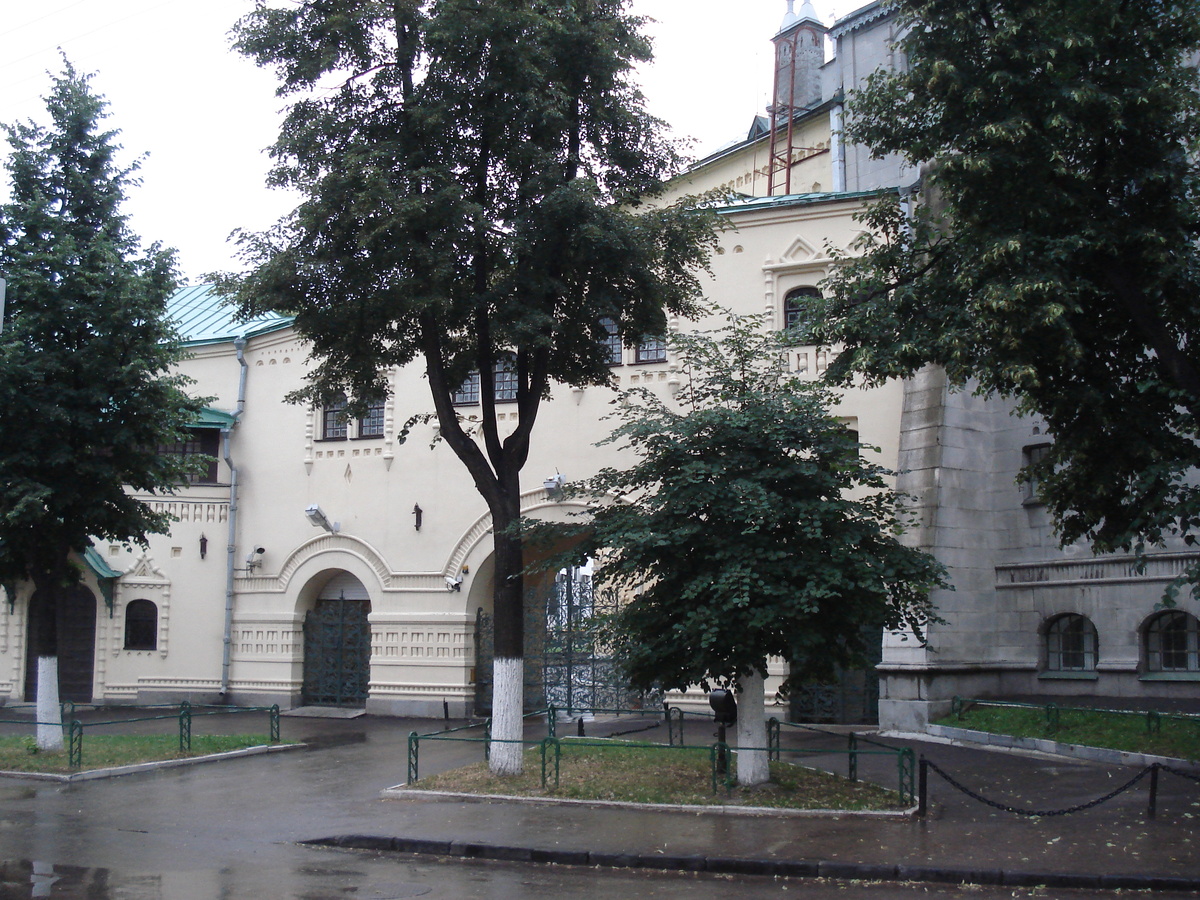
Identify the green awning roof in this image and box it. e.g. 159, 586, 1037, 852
84, 545, 121, 615
193, 407, 237, 429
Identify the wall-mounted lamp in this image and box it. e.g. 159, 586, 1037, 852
199, 534, 208, 560
543, 472, 566, 500
413, 503, 423, 531
445, 573, 464, 592
245, 547, 266, 572
305, 504, 340, 534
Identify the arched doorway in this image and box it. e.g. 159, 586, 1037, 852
301, 572, 372, 707
24, 585, 97, 703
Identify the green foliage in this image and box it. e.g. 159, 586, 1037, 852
0, 61, 203, 586
553, 315, 946, 695
818, 0, 1200, 584
225, 0, 716, 685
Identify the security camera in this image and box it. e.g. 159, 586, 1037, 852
445, 574, 463, 592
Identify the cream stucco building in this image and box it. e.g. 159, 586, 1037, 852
3, 0, 1197, 726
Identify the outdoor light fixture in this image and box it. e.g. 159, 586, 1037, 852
543, 472, 566, 499
413, 503, 423, 531
709, 688, 738, 777
305, 504, 340, 533
199, 534, 208, 560
245, 547, 266, 571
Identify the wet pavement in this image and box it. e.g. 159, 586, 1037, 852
0, 708, 1197, 898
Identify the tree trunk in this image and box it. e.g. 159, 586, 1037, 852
28, 575, 64, 752
488, 493, 526, 775
736, 669, 769, 786
35, 657, 62, 752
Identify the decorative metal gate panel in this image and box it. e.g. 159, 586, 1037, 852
302, 596, 371, 707
788, 627, 883, 725
474, 570, 653, 716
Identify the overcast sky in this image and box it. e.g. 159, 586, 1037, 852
0, 0, 861, 283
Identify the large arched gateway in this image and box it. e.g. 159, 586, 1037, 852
301, 572, 372, 707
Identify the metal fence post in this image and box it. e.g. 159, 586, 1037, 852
848, 732, 858, 782
484, 719, 491, 762
407, 732, 419, 783
768, 717, 780, 761
68, 720, 83, 769
179, 701, 192, 753
269, 705, 280, 743
899, 747, 915, 806
1148, 764, 1159, 819
917, 755, 928, 817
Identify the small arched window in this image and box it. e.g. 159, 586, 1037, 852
783, 287, 821, 342
124, 599, 158, 651
1145, 611, 1200, 672
1045, 614, 1097, 672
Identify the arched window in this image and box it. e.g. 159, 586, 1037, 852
124, 599, 158, 651
1045, 614, 1097, 672
783, 287, 821, 341
1145, 611, 1200, 672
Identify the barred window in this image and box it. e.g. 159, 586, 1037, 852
1146, 611, 1200, 672
1045, 614, 1097, 672
493, 355, 518, 402
635, 336, 666, 364
159, 428, 220, 483
124, 599, 158, 651
600, 317, 623, 366
321, 394, 348, 440
357, 401, 385, 438
783, 287, 821, 341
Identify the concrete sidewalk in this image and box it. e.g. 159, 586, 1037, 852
0, 707, 1197, 893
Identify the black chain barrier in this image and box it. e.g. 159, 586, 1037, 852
1160, 763, 1200, 785
922, 758, 1155, 817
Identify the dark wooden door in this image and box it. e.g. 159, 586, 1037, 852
24, 585, 97, 703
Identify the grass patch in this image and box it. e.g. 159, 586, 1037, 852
412, 741, 907, 811
936, 705, 1200, 762
0, 734, 272, 773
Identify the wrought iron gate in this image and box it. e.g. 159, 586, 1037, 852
788, 627, 883, 725
474, 570, 652, 716
302, 595, 371, 707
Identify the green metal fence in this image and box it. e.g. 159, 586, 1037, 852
404, 707, 916, 804
951, 696, 1200, 737
0, 702, 280, 770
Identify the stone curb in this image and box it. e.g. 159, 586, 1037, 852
305, 834, 1200, 891
380, 786, 917, 818
0, 742, 304, 782
910, 727, 1200, 771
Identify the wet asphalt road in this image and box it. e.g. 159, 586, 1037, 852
0, 710, 1197, 898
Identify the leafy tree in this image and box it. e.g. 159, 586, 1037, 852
552, 317, 945, 785
0, 62, 203, 748
817, 0, 1200, 588
226, 0, 713, 773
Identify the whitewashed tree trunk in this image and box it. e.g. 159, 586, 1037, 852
489, 657, 524, 775
735, 669, 769, 786
35, 657, 63, 752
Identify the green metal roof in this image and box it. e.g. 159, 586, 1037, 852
168, 284, 293, 347
194, 407, 237, 429
715, 189, 887, 215
83, 545, 121, 615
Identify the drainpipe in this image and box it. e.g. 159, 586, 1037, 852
220, 335, 249, 698
830, 103, 846, 193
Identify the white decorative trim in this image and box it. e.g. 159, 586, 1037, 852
445, 488, 590, 577
996, 552, 1200, 590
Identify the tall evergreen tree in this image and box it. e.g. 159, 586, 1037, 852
817, 0, 1200, 587
548, 317, 945, 785
0, 63, 203, 748
227, 0, 714, 773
